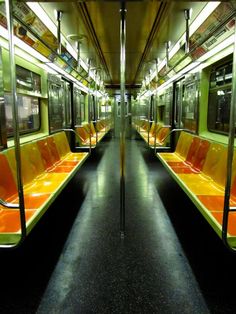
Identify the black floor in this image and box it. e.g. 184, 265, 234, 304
0, 135, 236, 313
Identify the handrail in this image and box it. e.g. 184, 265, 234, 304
153, 124, 170, 152
147, 120, 154, 145
152, 125, 171, 152
160, 128, 195, 143
222, 21, 236, 252
0, 198, 19, 209
1, 0, 26, 249
62, 128, 93, 153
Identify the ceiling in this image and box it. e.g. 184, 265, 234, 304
39, 1, 208, 90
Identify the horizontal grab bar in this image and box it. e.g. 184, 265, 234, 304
0, 198, 19, 209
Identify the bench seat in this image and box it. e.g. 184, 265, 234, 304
157, 131, 236, 247
75, 119, 111, 148
0, 131, 89, 245
136, 121, 171, 149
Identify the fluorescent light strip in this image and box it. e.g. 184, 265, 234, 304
0, 30, 58, 75
27, 2, 89, 72
0, 22, 90, 92
190, 2, 221, 36
26, 2, 103, 85
146, 33, 234, 98
146, 2, 221, 85
0, 25, 50, 63
198, 34, 234, 62
46, 62, 89, 93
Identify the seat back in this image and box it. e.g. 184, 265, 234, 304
37, 138, 54, 170
202, 142, 227, 187
0, 153, 17, 200
175, 132, 193, 160
46, 136, 61, 164
192, 139, 211, 172
53, 132, 71, 158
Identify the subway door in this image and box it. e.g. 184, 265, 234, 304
48, 75, 65, 133
173, 79, 184, 149
0, 46, 7, 149
72, 86, 82, 149
114, 94, 131, 138
63, 79, 74, 150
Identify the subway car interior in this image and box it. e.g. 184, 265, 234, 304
1, 0, 236, 313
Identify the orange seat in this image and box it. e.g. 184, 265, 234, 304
212, 212, 236, 237
76, 126, 96, 146
0, 208, 36, 233
0, 151, 51, 220
157, 133, 236, 244
168, 138, 210, 174
0, 132, 89, 245
159, 131, 193, 162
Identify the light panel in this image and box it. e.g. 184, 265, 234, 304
0, 25, 50, 63
146, 2, 221, 86
27, 3, 91, 75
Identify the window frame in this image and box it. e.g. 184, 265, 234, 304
5, 92, 41, 137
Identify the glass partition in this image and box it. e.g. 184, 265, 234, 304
48, 76, 64, 132
208, 58, 233, 134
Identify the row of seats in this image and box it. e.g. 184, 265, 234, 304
157, 131, 236, 246
75, 119, 111, 148
133, 119, 170, 148
0, 131, 89, 245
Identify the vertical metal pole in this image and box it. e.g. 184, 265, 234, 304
165, 41, 170, 70
77, 41, 81, 72
120, 1, 126, 238
147, 70, 151, 145
222, 20, 236, 250
88, 83, 92, 154
6, 0, 26, 240
184, 9, 191, 54
95, 70, 98, 144
154, 58, 159, 154
57, 10, 63, 55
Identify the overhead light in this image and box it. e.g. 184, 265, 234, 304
190, 2, 221, 36
0, 14, 90, 92
0, 25, 50, 63
27, 2, 89, 73
146, 2, 221, 86
198, 34, 234, 63
46, 62, 76, 81
153, 61, 200, 95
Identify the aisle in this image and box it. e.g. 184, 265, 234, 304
36, 138, 209, 314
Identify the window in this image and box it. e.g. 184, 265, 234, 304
74, 88, 82, 125
48, 82, 64, 132
182, 79, 198, 132
16, 65, 41, 93
4, 93, 40, 135
208, 59, 232, 134
80, 93, 86, 123
158, 87, 172, 125
64, 81, 72, 128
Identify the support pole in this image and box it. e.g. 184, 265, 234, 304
154, 58, 159, 154
184, 9, 191, 54
222, 20, 236, 251
77, 41, 81, 71
5, 0, 26, 246
165, 41, 170, 70
57, 10, 63, 55
147, 70, 151, 145
120, 1, 126, 238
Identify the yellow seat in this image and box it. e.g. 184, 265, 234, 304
53, 132, 88, 162
5, 143, 68, 195
159, 131, 193, 162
